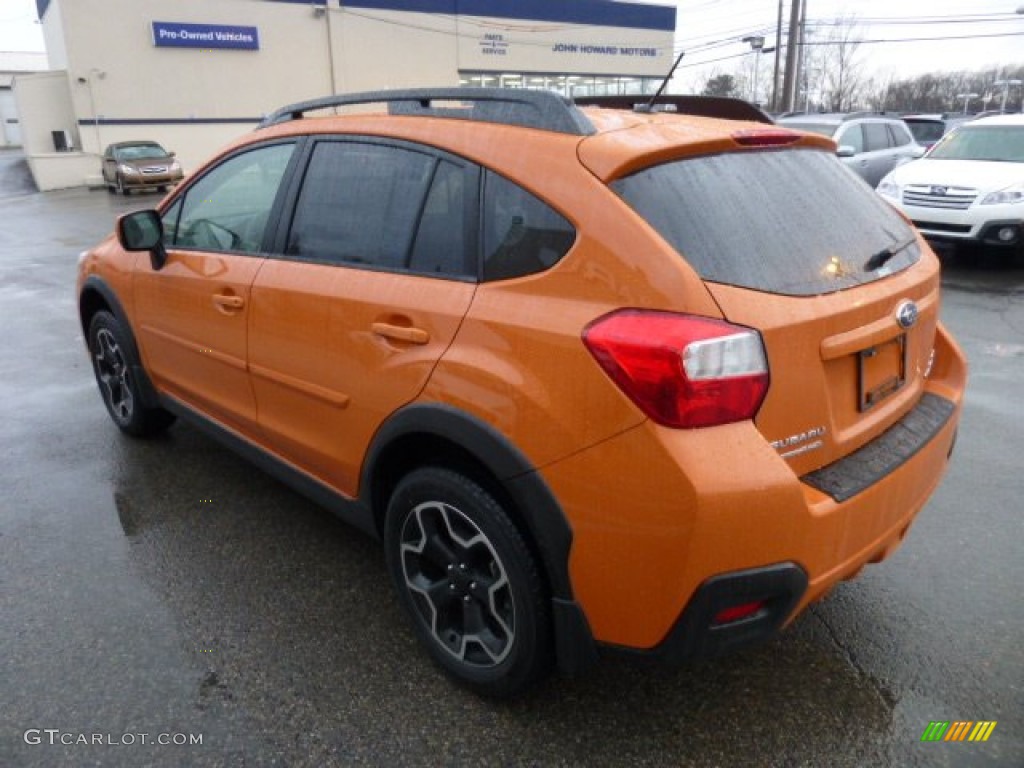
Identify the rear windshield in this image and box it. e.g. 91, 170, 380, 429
612, 148, 921, 296
906, 120, 945, 144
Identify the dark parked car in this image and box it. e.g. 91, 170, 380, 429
101, 141, 184, 195
903, 114, 975, 151
777, 113, 924, 187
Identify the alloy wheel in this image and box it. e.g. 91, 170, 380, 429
399, 500, 515, 667
93, 327, 134, 423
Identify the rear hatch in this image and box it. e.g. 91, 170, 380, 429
609, 146, 939, 475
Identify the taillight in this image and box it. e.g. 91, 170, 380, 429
582, 310, 769, 429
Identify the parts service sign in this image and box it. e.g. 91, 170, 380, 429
152, 21, 259, 50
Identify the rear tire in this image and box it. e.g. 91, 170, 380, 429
384, 467, 551, 698
87, 311, 175, 437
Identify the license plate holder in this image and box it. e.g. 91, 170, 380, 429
858, 334, 907, 412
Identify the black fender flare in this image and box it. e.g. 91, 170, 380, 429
79, 275, 161, 409
360, 402, 598, 675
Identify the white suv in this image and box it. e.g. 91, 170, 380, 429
877, 114, 1024, 257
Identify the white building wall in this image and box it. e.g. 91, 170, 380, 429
55, 0, 333, 165
333, 7, 458, 93
22, 0, 675, 190
13, 70, 94, 190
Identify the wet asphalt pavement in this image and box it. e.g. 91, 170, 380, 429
1, 173, 1022, 767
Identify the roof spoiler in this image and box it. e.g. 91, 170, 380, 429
574, 95, 775, 125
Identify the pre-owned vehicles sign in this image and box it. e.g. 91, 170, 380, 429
152, 21, 259, 50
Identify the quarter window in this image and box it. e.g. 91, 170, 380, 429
286, 141, 435, 269
888, 123, 912, 147
482, 172, 576, 281
169, 142, 295, 254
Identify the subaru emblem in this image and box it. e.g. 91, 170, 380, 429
896, 300, 918, 329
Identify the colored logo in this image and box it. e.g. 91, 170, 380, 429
896, 300, 919, 330
920, 721, 997, 742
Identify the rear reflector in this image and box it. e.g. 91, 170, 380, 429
713, 600, 767, 625
583, 310, 769, 429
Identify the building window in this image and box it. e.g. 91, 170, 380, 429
459, 72, 658, 99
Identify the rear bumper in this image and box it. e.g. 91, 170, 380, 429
545, 324, 966, 656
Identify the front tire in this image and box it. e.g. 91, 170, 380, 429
116, 174, 129, 196
87, 311, 175, 437
385, 467, 551, 698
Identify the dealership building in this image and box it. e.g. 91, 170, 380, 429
16, 0, 676, 190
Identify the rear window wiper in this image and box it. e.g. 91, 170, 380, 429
864, 235, 915, 272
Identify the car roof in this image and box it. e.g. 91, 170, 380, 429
966, 113, 1024, 127
241, 89, 835, 184
778, 114, 844, 125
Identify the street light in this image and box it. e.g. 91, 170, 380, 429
743, 35, 775, 105
955, 92, 979, 114
993, 79, 1022, 112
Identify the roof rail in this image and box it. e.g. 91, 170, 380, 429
258, 87, 596, 136
574, 95, 774, 125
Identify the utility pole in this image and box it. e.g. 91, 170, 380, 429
771, 0, 783, 111
781, 0, 803, 112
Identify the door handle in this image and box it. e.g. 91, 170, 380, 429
212, 293, 245, 312
372, 322, 429, 345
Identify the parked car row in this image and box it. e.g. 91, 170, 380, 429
777, 109, 1022, 260
877, 113, 1024, 259
776, 112, 925, 187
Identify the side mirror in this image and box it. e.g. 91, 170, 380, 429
836, 145, 856, 158
117, 210, 168, 270
910, 145, 927, 159
169, 151, 176, 157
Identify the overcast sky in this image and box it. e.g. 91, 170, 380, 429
659, 0, 1024, 87
2, 0, 1022, 81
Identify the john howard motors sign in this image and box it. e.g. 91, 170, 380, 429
152, 21, 260, 50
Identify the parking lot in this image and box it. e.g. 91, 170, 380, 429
1, 177, 1021, 767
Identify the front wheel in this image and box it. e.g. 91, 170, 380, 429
116, 174, 129, 196
87, 311, 175, 437
385, 467, 551, 698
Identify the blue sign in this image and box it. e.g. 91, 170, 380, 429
152, 21, 259, 50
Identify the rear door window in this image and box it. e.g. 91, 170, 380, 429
864, 122, 892, 151
286, 141, 434, 269
613, 148, 920, 296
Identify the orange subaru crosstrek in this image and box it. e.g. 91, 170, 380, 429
77, 89, 967, 697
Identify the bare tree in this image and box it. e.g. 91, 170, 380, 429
864, 65, 1024, 113
815, 16, 868, 111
